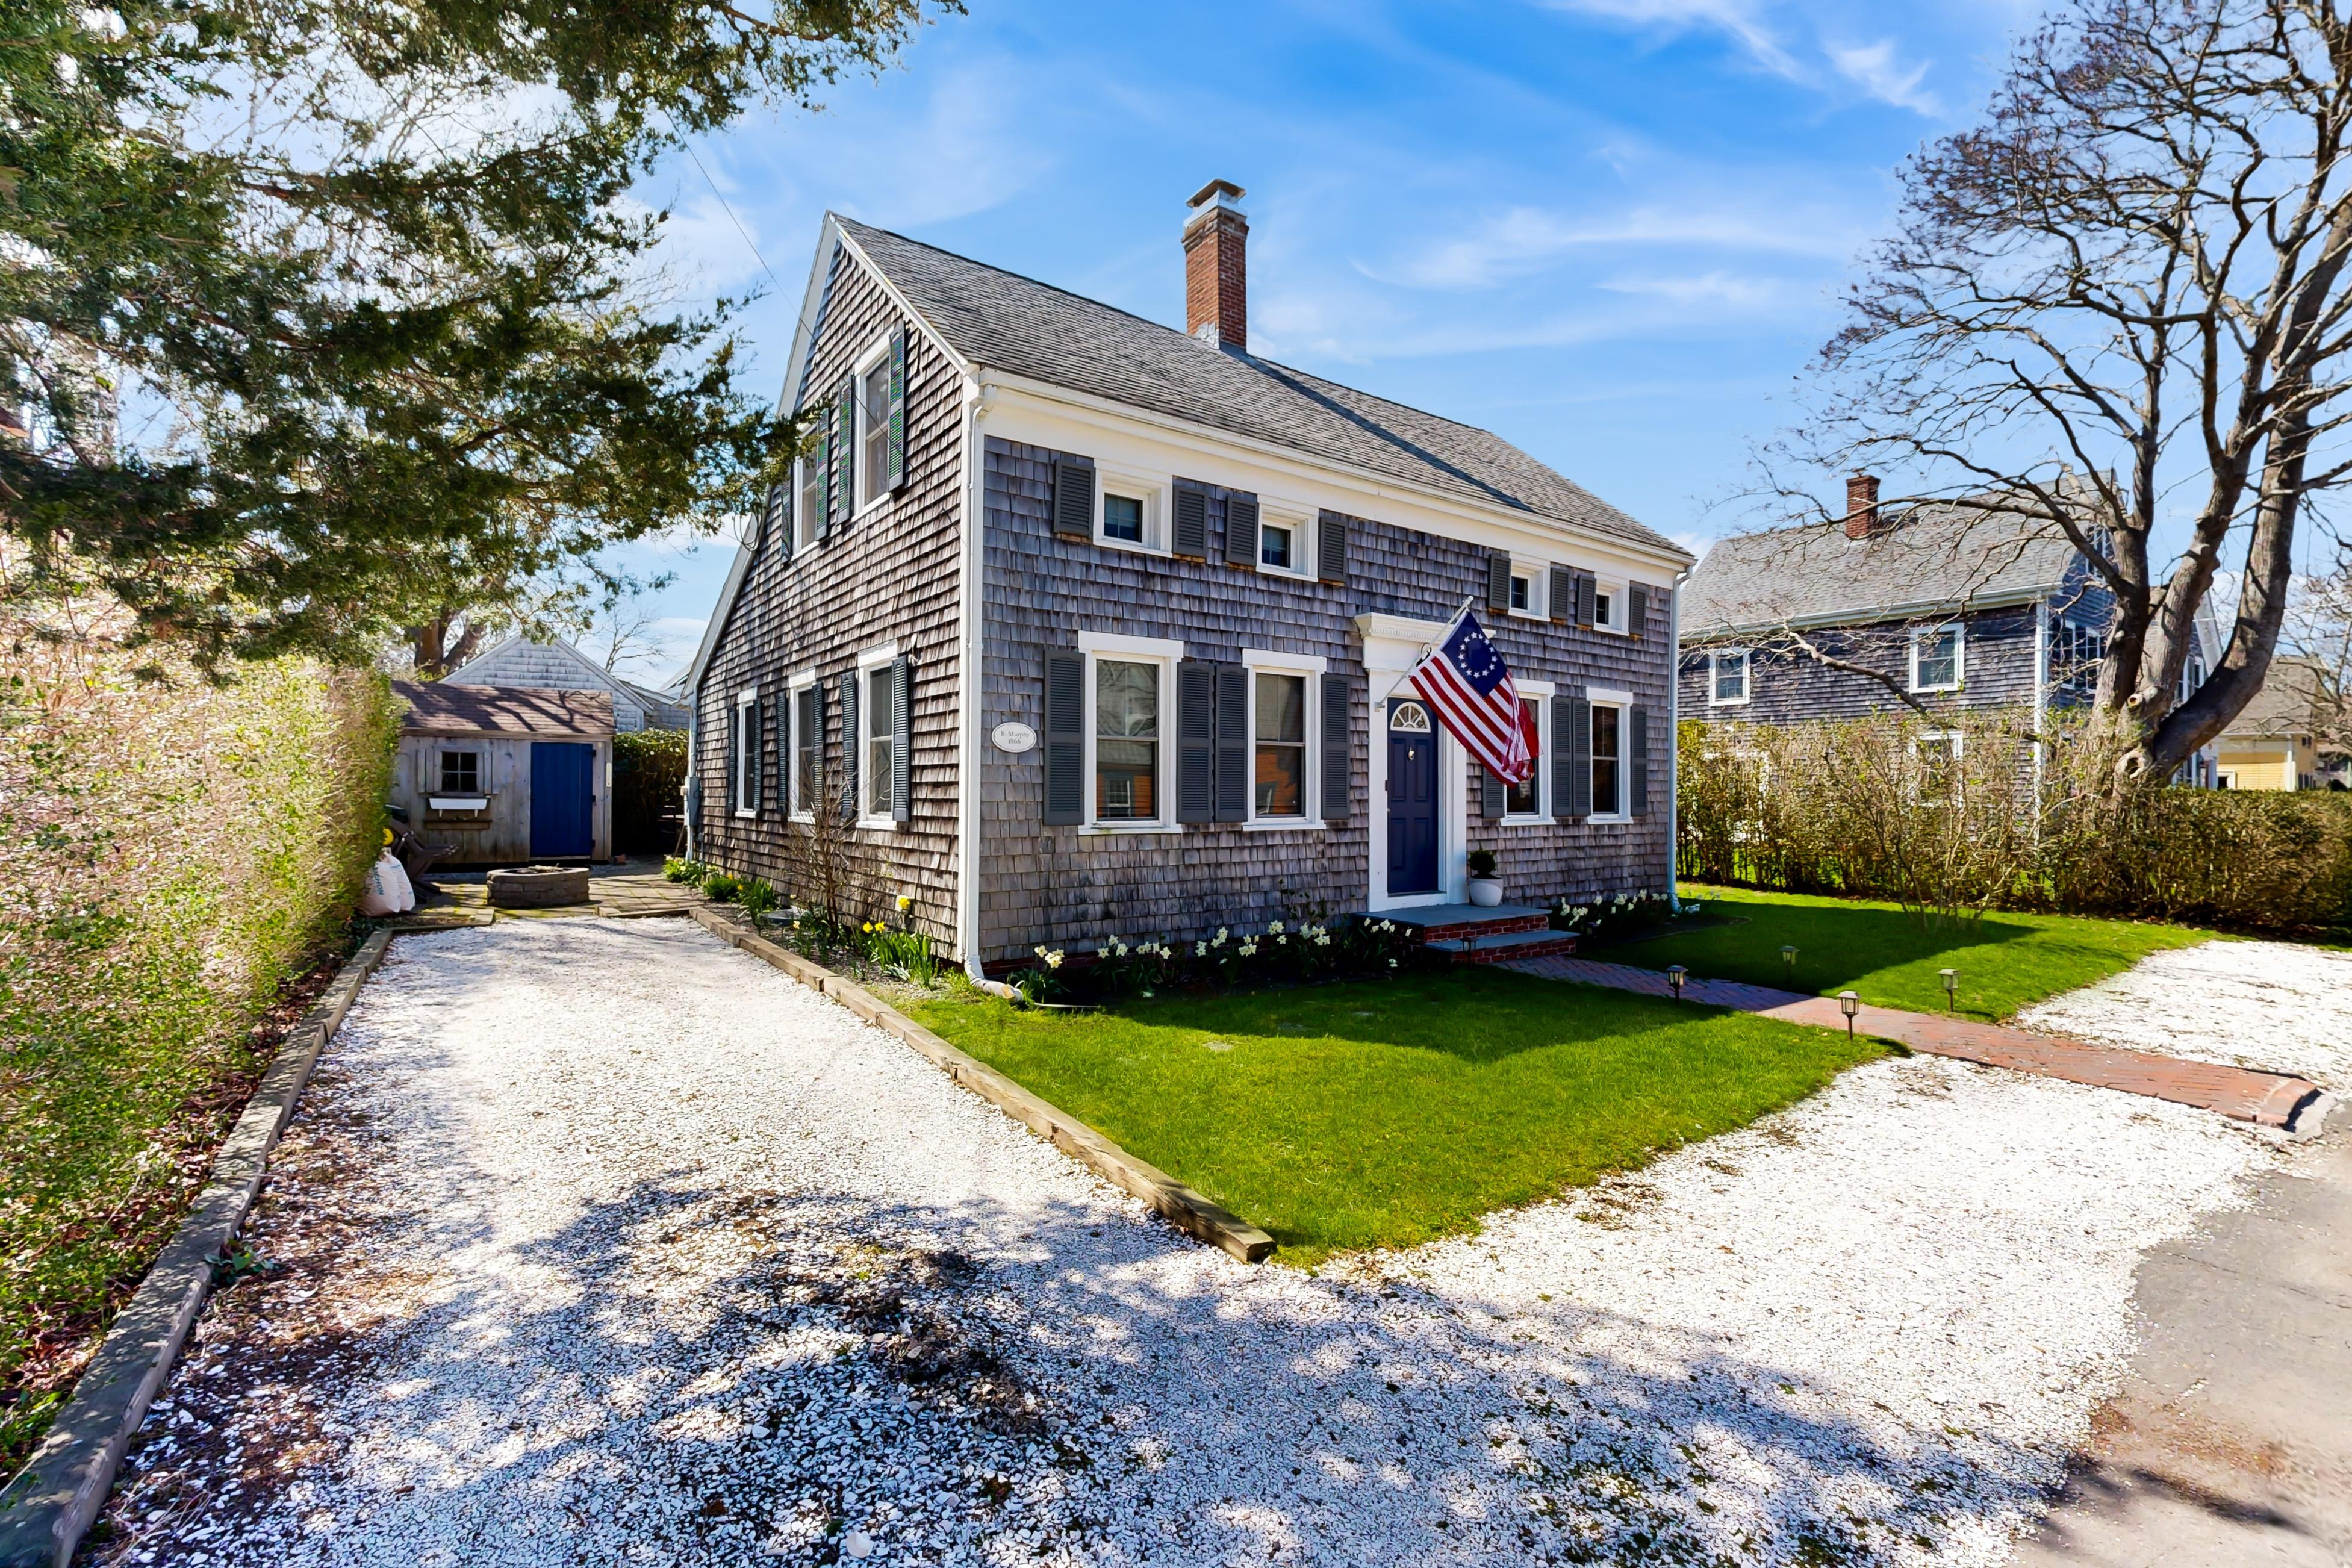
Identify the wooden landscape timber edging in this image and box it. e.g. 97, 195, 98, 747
0, 929, 396, 1568
689, 906, 1278, 1265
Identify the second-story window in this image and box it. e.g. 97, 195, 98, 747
1912, 624, 1964, 692
1103, 493, 1144, 544
857, 358, 893, 506
795, 453, 822, 550
1711, 649, 1750, 705
1260, 518, 1295, 570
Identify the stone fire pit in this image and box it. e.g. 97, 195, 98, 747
487, 865, 593, 909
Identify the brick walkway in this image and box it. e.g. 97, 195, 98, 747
1508, 956, 2324, 1131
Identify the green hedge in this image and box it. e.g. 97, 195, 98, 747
0, 633, 395, 1475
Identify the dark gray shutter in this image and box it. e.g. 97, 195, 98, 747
837, 671, 859, 821
1042, 650, 1084, 825
1628, 582, 1649, 641
832, 384, 854, 529
815, 405, 835, 541
1629, 705, 1650, 817
1177, 659, 1216, 824
1576, 571, 1598, 629
1563, 694, 1593, 817
1224, 493, 1260, 567
774, 474, 794, 564
1549, 564, 1574, 622
1213, 662, 1249, 821
1319, 673, 1350, 821
1486, 552, 1511, 611
885, 329, 907, 490
891, 655, 913, 823
1051, 456, 1095, 541
1480, 765, 1505, 819
773, 691, 789, 815
761, 482, 785, 553
1317, 514, 1348, 585
1172, 487, 1209, 558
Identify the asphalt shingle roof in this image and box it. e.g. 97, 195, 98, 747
1682, 503, 2082, 636
2226, 655, 2332, 738
393, 682, 614, 738
832, 217, 1682, 559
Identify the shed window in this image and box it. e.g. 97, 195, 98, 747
1095, 659, 1159, 821
438, 750, 481, 794
1253, 672, 1307, 818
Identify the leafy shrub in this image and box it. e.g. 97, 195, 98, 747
663, 856, 708, 884
1466, 848, 1498, 879
738, 877, 779, 921
700, 870, 742, 903
1, 609, 394, 1472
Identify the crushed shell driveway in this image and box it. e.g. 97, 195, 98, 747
91, 918, 2290, 1567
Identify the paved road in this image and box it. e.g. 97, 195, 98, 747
2014, 1124, 2352, 1567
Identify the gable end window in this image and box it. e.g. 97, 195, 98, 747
1911, 624, 1964, 692
856, 350, 892, 508
794, 454, 823, 551
1710, 649, 1751, 706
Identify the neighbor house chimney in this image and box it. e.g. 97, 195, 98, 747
1844, 471, 1882, 539
1184, 179, 1248, 352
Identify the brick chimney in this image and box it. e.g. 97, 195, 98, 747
1844, 471, 1882, 539
1183, 179, 1248, 352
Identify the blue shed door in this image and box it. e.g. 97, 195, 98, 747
529, 742, 595, 859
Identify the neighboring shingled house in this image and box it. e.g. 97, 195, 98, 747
446, 636, 689, 732
685, 181, 1693, 973
1678, 474, 2219, 786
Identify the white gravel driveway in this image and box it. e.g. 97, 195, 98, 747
95, 919, 2296, 1567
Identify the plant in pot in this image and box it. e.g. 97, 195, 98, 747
1466, 848, 1503, 907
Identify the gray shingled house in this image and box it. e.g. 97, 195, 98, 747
685, 181, 1693, 974
1678, 474, 2218, 786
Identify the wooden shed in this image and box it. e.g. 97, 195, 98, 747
390, 681, 615, 865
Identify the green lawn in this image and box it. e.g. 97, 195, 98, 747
910, 969, 1877, 1264
1634, 885, 2215, 1021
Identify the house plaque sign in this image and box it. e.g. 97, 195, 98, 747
990, 721, 1038, 754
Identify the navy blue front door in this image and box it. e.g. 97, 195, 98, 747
529, 742, 595, 859
1386, 699, 1440, 896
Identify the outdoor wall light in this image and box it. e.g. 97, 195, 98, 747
1838, 989, 1861, 1041
1780, 944, 1799, 984
1667, 965, 1688, 1001
1939, 968, 1959, 1015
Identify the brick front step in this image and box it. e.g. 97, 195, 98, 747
1374, 903, 1554, 944
1424, 929, 1578, 966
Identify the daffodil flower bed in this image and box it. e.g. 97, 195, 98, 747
1006, 916, 1429, 1006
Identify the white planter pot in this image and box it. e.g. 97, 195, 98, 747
1467, 877, 1503, 908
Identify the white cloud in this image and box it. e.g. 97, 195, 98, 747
1538, 0, 1800, 78
1377, 201, 1866, 291
828, 55, 1053, 231
1598, 269, 1787, 308
1826, 38, 1941, 116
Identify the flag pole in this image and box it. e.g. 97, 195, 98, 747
1415, 596, 1483, 661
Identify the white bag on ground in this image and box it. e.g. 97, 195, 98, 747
358, 851, 415, 916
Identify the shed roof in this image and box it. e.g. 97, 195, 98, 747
831, 217, 1683, 559
393, 681, 614, 738
1683, 502, 2082, 637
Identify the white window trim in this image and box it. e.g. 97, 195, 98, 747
1501, 677, 1554, 824
1078, 631, 1184, 833
1506, 559, 1546, 621
1909, 622, 1965, 693
733, 686, 761, 818
1241, 648, 1328, 830
854, 644, 900, 830
1254, 503, 1317, 580
1587, 685, 1632, 824
1915, 730, 1965, 758
1591, 575, 1629, 635
1708, 648, 1752, 707
1095, 466, 1169, 557
786, 668, 818, 821
851, 334, 895, 518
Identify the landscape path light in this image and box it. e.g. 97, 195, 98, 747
1839, 989, 1861, 1042
1939, 968, 1959, 1015
1781, 945, 1799, 986
1667, 965, 1688, 1001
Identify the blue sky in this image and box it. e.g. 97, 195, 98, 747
604, 0, 2044, 685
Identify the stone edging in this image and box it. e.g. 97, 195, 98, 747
689, 907, 1278, 1265
0, 929, 396, 1568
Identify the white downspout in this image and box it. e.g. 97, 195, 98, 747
1667, 566, 1690, 913
957, 373, 989, 982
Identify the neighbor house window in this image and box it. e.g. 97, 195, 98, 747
1103, 492, 1145, 544
1505, 698, 1543, 815
864, 665, 893, 820
438, 750, 481, 794
795, 455, 822, 550
1095, 659, 1159, 821
1254, 672, 1307, 818
1915, 732, 1962, 800
1710, 649, 1750, 705
857, 357, 892, 506
1260, 517, 1296, 571
1911, 623, 1964, 692
1591, 703, 1622, 817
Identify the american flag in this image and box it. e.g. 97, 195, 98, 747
1410, 609, 1536, 784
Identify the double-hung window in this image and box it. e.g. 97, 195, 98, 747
1253, 672, 1307, 818
1911, 623, 1964, 692
1094, 659, 1160, 821
1915, 732, 1962, 801
733, 689, 760, 815
1710, 649, 1750, 706
1506, 696, 1544, 815
865, 666, 894, 820
856, 354, 893, 508
788, 674, 818, 817
1590, 703, 1623, 817
794, 453, 822, 550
